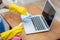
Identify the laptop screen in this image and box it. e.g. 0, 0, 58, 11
42, 0, 56, 26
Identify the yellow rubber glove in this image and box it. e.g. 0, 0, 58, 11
1, 26, 23, 40
9, 4, 27, 16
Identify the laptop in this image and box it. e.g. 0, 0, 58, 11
22, 0, 56, 34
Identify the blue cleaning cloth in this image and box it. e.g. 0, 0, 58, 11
21, 14, 32, 22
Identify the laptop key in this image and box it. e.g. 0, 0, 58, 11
31, 17, 46, 31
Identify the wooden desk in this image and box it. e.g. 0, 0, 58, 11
2, 4, 60, 40
2, 12, 22, 27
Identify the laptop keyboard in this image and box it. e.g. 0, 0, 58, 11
31, 16, 46, 31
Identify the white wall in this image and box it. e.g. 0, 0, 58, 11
18, 0, 39, 6
51, 0, 60, 22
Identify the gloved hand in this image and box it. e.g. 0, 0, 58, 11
1, 26, 23, 40
21, 13, 32, 22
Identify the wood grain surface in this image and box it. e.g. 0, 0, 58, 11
2, 12, 22, 27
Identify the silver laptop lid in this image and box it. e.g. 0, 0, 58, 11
42, 0, 56, 26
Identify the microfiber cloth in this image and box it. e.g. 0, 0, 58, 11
21, 13, 32, 22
